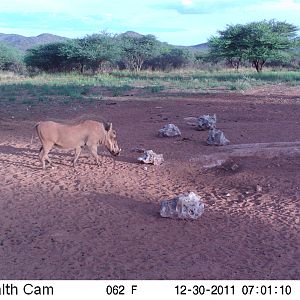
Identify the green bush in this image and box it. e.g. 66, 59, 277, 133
0, 43, 24, 72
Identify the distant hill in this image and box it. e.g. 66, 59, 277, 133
189, 43, 209, 51
119, 31, 144, 38
0, 31, 208, 52
120, 31, 209, 51
177, 43, 209, 53
0, 33, 68, 52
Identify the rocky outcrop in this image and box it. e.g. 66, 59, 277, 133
207, 128, 230, 146
158, 124, 181, 137
138, 150, 164, 165
160, 192, 204, 220
197, 114, 217, 130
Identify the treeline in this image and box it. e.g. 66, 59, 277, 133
24, 33, 193, 73
0, 20, 299, 74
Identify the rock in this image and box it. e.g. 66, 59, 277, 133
158, 124, 181, 137
207, 128, 230, 146
138, 150, 164, 165
197, 114, 217, 130
221, 159, 239, 171
230, 163, 239, 171
160, 192, 204, 220
256, 185, 263, 192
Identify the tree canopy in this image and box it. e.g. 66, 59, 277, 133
118, 34, 161, 71
60, 34, 120, 73
0, 43, 23, 72
208, 20, 298, 72
24, 42, 66, 72
25, 34, 120, 73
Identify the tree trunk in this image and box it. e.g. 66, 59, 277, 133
253, 60, 265, 72
80, 64, 84, 73
229, 58, 241, 71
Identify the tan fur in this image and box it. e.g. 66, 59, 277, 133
35, 120, 120, 169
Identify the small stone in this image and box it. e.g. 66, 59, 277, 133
184, 117, 198, 126
144, 166, 148, 171
197, 114, 217, 130
53, 186, 60, 193
158, 124, 181, 137
225, 193, 231, 197
207, 128, 230, 146
138, 150, 164, 165
221, 159, 239, 171
160, 192, 204, 220
131, 147, 146, 153
231, 163, 239, 171
256, 185, 263, 192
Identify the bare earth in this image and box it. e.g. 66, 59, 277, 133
0, 85, 299, 279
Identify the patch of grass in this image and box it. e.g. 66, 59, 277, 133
228, 78, 254, 91
80, 86, 90, 95
1, 69, 300, 104
65, 90, 84, 99
38, 95, 47, 102
109, 85, 133, 96
252, 71, 300, 82
143, 85, 165, 93
63, 99, 71, 105
21, 99, 35, 106
8, 96, 16, 102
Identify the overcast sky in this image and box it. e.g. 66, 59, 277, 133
1, 0, 300, 45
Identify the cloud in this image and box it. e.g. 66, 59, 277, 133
181, 0, 193, 5
155, 0, 265, 15
257, 0, 300, 11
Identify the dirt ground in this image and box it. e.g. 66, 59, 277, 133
0, 85, 299, 279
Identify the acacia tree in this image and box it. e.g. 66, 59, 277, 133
244, 20, 298, 72
0, 43, 23, 71
208, 20, 298, 72
208, 24, 248, 70
61, 34, 120, 73
144, 45, 192, 70
24, 42, 67, 72
119, 35, 161, 71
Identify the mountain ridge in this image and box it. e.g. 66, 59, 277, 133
0, 33, 68, 51
0, 32, 208, 52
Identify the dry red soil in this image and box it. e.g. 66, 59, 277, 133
0, 86, 299, 279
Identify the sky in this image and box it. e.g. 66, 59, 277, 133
1, 0, 300, 46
